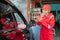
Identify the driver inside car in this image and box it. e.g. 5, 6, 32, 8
0, 17, 26, 40
0, 2, 26, 40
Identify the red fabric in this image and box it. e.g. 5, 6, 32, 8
37, 13, 55, 40
0, 18, 6, 24
6, 30, 26, 40
42, 4, 51, 10
1, 19, 26, 40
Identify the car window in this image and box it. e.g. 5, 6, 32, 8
10, 0, 26, 20
14, 13, 24, 24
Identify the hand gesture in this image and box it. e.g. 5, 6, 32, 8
36, 14, 42, 22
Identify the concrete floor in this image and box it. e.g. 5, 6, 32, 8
54, 26, 60, 40
54, 37, 60, 40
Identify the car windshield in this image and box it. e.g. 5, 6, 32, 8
10, 0, 26, 20
14, 13, 24, 24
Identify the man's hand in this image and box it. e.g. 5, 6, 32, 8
18, 24, 26, 30
36, 14, 42, 22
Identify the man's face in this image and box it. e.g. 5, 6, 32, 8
42, 10, 50, 16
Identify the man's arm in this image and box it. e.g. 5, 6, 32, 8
37, 16, 55, 29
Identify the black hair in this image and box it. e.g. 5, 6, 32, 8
0, 2, 13, 17
0, 3, 8, 13
29, 20, 36, 26
0, 0, 8, 4
30, 20, 36, 24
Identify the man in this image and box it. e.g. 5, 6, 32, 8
36, 4, 55, 40
0, 2, 26, 40
0, 18, 26, 40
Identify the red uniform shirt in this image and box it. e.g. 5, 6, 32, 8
2, 22, 26, 40
37, 13, 55, 40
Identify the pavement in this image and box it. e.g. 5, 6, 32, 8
54, 37, 60, 40
54, 26, 60, 40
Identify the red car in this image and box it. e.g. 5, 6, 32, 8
0, 0, 28, 40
